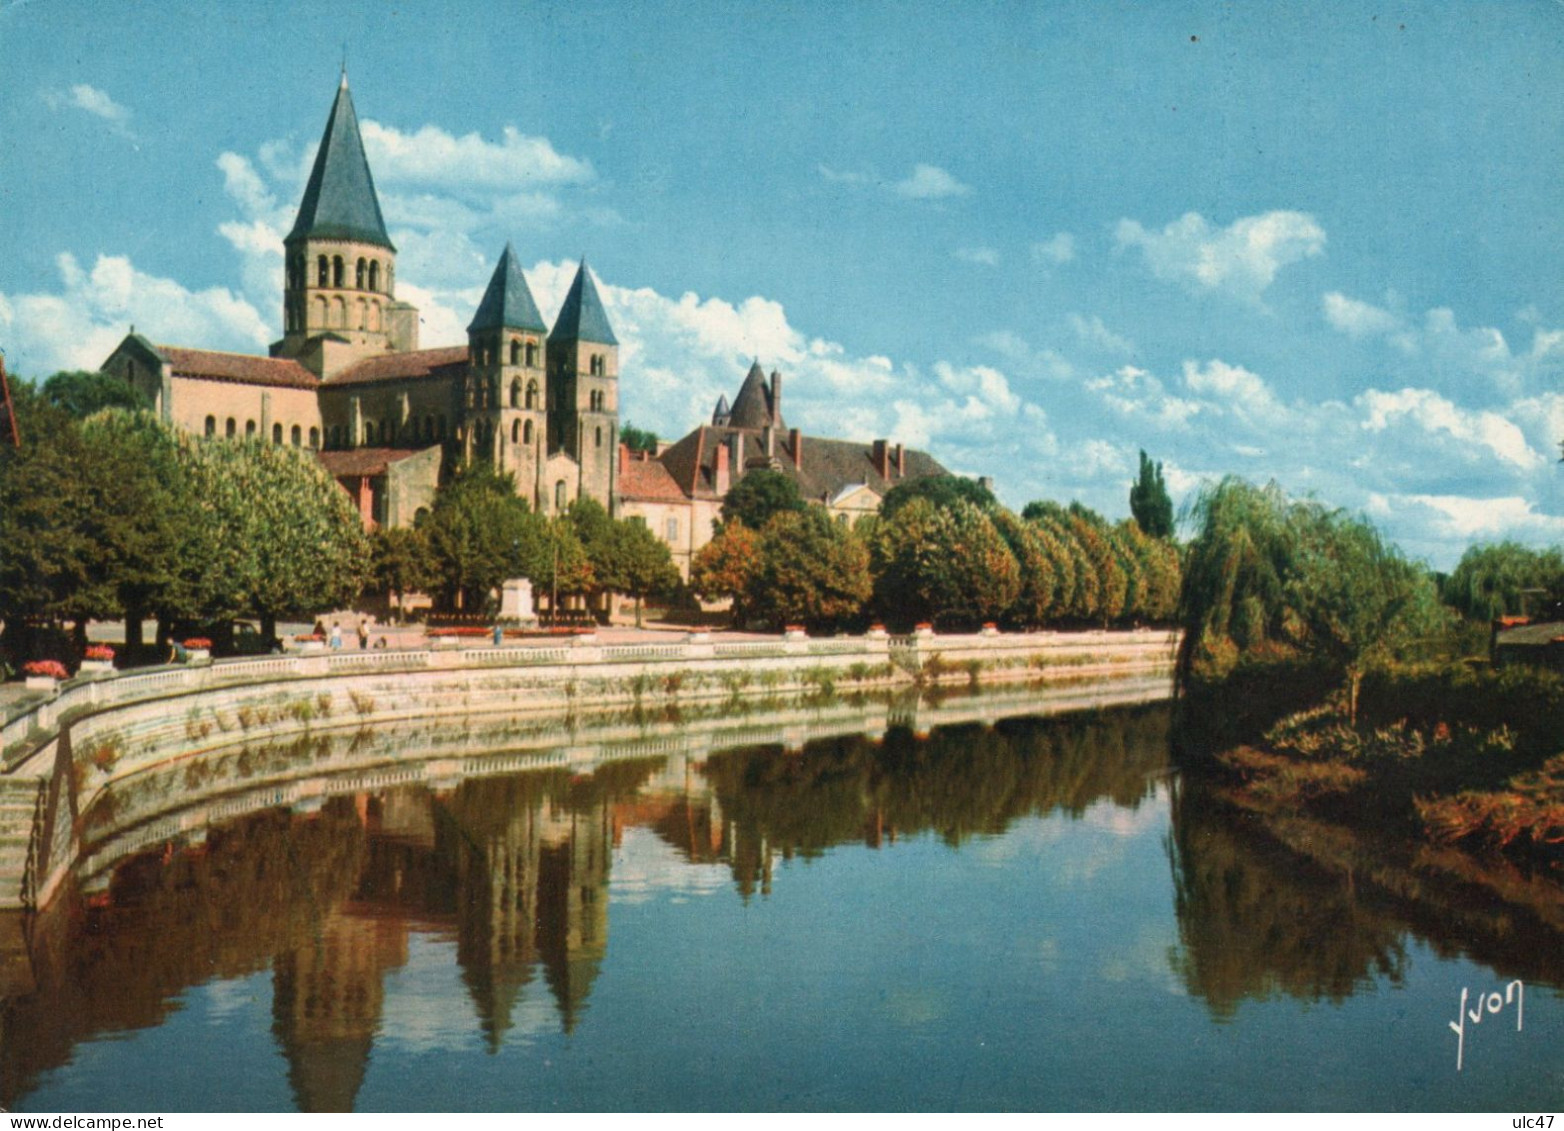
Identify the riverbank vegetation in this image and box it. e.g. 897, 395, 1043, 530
1175, 475, 1564, 874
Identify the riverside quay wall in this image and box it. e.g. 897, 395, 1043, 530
0, 627, 1178, 911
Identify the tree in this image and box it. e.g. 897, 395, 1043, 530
690, 520, 764, 623
619, 421, 659, 453
180, 437, 371, 640
610, 519, 681, 626
1440, 542, 1564, 622
991, 508, 1056, 628
420, 464, 541, 611
748, 509, 872, 631
41, 369, 150, 418
722, 468, 806, 530
370, 526, 436, 621
1129, 449, 1175, 538
880, 474, 996, 519
1024, 501, 1100, 622
870, 498, 1020, 629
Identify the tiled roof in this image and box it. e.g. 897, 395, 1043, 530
158, 346, 319, 390
550, 260, 618, 345
468, 243, 547, 334
657, 424, 947, 504
617, 451, 686, 501
315, 447, 432, 478
286, 78, 393, 250
325, 346, 470, 386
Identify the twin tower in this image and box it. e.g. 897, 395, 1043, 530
271, 73, 619, 515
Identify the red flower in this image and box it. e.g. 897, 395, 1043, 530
24, 660, 68, 680
85, 645, 115, 661
182, 638, 213, 649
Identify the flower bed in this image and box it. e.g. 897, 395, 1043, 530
182, 638, 213, 650
23, 660, 68, 681
84, 645, 116, 662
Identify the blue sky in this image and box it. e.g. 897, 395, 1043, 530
2, 0, 1561, 567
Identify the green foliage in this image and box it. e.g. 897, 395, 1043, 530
870, 498, 1020, 629
420, 463, 543, 610
1440, 541, 1564, 622
1129, 449, 1175, 538
370, 525, 436, 613
1177, 476, 1447, 716
880, 474, 996, 519
991, 508, 1055, 627
41, 370, 150, 418
1024, 501, 1100, 622
722, 468, 806, 530
747, 508, 872, 631
619, 421, 659, 453
180, 437, 371, 629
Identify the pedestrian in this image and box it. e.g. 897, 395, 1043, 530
358, 618, 370, 650
330, 621, 342, 650
493, 622, 503, 646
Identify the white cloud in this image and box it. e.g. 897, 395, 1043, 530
0, 253, 270, 375
954, 246, 1000, 266
1181, 358, 1285, 422
1366, 493, 1564, 542
1356, 387, 1543, 470
1069, 313, 1134, 355
359, 121, 594, 190
893, 163, 970, 200
1323, 291, 1399, 338
1115, 210, 1325, 301
1086, 365, 1201, 430
44, 83, 135, 138
1032, 232, 1076, 265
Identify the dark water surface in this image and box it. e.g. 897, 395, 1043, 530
2, 696, 1561, 1111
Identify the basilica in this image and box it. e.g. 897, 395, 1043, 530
100, 76, 944, 576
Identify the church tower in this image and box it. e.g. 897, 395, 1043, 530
547, 261, 619, 512
274, 73, 418, 377
466, 244, 549, 507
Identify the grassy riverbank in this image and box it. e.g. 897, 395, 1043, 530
1183, 658, 1564, 871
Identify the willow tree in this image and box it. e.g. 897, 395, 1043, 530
181, 437, 370, 639
1440, 542, 1564, 622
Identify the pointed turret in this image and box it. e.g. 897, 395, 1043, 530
711, 393, 731, 427
550, 260, 618, 345
727, 361, 784, 430
468, 244, 547, 333
287, 75, 393, 250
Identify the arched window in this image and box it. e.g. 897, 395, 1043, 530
555, 480, 567, 512
525, 341, 537, 367
246, 420, 257, 436
590, 354, 605, 376
309, 427, 320, 449
369, 260, 380, 292
523, 419, 533, 444
525, 380, 538, 410
510, 340, 521, 365
356, 258, 366, 289
315, 296, 328, 328
510, 378, 522, 408
291, 425, 302, 446
272, 423, 283, 443
226, 418, 237, 437
332, 256, 344, 287
317, 255, 329, 286
512, 420, 521, 443
595, 425, 603, 448
205, 415, 216, 437
358, 299, 368, 330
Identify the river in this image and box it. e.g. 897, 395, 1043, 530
1, 689, 1559, 1111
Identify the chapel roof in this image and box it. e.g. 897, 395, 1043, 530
468, 243, 547, 334
324, 346, 470, 386
286, 75, 394, 251
157, 345, 320, 390
549, 261, 618, 346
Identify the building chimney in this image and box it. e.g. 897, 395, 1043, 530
872, 438, 889, 478
715, 439, 731, 496
769, 369, 782, 422
763, 424, 775, 461
895, 443, 905, 478
790, 427, 802, 470
619, 441, 630, 475
729, 431, 745, 477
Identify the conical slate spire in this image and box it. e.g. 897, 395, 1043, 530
711, 393, 731, 426
550, 260, 618, 346
287, 76, 394, 249
468, 243, 547, 334
727, 361, 783, 430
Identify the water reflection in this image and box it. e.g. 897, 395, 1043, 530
3, 692, 1563, 1111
